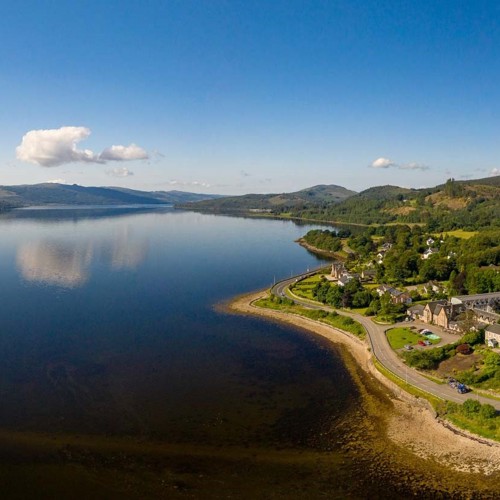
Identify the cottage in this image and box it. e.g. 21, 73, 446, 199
422, 248, 439, 260
426, 237, 435, 246
423, 281, 446, 295
377, 285, 412, 305
485, 324, 500, 348
361, 269, 377, 281
407, 304, 425, 320
337, 273, 353, 287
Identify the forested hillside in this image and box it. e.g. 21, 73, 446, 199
178, 184, 357, 212
183, 176, 500, 231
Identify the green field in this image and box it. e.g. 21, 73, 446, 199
433, 229, 478, 239
386, 327, 440, 350
289, 274, 326, 300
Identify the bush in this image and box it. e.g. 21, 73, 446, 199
479, 404, 497, 419
456, 343, 472, 355
462, 399, 481, 415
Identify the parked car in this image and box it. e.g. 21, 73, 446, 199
404, 344, 413, 350
418, 340, 426, 346
424, 340, 432, 346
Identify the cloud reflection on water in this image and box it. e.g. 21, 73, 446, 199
16, 226, 148, 288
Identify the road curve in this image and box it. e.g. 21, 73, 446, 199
271, 274, 500, 411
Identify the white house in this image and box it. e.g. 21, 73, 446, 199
485, 324, 500, 348
422, 248, 439, 260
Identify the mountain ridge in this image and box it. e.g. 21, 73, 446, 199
0, 183, 223, 210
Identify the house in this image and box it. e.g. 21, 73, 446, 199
376, 251, 386, 264
485, 324, 500, 347
423, 281, 446, 295
379, 242, 393, 252
377, 285, 412, 305
422, 248, 439, 260
422, 300, 466, 329
361, 269, 377, 281
331, 261, 346, 280
407, 304, 425, 320
426, 237, 435, 246
337, 274, 353, 287
422, 300, 448, 324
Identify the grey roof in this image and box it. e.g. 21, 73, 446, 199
485, 324, 500, 334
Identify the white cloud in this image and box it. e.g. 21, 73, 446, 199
106, 167, 134, 177
399, 162, 430, 171
46, 178, 67, 184
166, 180, 212, 188
99, 144, 148, 161
370, 157, 395, 169
370, 157, 429, 171
490, 168, 500, 176
16, 127, 101, 167
16, 126, 148, 167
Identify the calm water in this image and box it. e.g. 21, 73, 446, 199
0, 207, 352, 441
1, 207, 497, 498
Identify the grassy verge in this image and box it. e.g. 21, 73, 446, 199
439, 401, 500, 441
254, 295, 365, 339
374, 361, 500, 442
373, 359, 442, 409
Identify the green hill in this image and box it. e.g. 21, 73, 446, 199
178, 184, 357, 212
181, 176, 500, 231
0, 183, 222, 209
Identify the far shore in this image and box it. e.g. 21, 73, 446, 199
222, 289, 500, 476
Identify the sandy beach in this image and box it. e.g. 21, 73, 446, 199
226, 290, 500, 476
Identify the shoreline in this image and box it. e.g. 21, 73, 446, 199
223, 289, 500, 475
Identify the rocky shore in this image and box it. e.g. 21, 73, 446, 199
226, 290, 500, 476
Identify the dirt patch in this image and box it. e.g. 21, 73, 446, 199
426, 193, 469, 209
436, 353, 482, 377
385, 206, 416, 216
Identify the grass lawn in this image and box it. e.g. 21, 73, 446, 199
290, 274, 325, 299
434, 229, 478, 239
386, 327, 440, 350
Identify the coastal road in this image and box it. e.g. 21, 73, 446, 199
271, 275, 500, 411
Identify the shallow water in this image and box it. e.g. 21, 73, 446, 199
0, 207, 498, 498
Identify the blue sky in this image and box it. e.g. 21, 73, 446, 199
1, 1, 500, 194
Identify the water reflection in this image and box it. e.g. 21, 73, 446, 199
105, 226, 148, 270
17, 240, 93, 287
16, 226, 148, 288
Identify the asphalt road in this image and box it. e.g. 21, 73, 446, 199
271, 274, 500, 411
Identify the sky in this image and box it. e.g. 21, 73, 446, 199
1, 1, 500, 195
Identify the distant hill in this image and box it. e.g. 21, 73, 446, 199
178, 184, 357, 212
181, 176, 500, 231
294, 176, 500, 230
0, 183, 222, 210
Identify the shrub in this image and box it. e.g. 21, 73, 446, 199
456, 343, 472, 355
462, 399, 481, 415
479, 404, 497, 420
